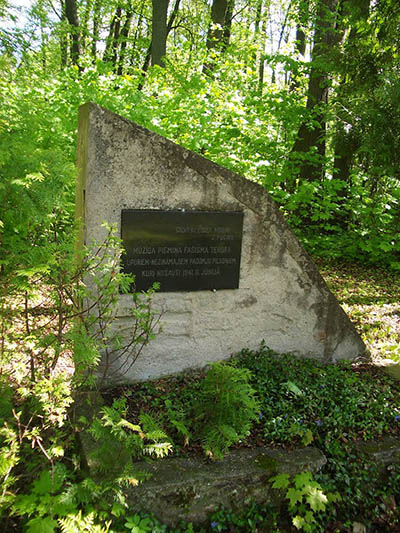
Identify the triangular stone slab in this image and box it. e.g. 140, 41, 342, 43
76, 102, 366, 383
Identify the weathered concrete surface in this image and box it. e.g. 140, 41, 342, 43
128, 446, 327, 526
76, 102, 367, 383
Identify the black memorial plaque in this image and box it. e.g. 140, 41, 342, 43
121, 210, 243, 292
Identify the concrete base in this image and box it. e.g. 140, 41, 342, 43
127, 446, 327, 526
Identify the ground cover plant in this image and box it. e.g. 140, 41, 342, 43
106, 346, 400, 531
102, 260, 400, 531
317, 260, 400, 363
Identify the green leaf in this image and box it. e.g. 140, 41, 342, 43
292, 515, 306, 530
294, 471, 313, 489
301, 429, 313, 446
26, 517, 58, 533
327, 491, 342, 503
32, 471, 52, 495
286, 487, 304, 507
269, 473, 290, 489
305, 487, 328, 512
284, 381, 303, 396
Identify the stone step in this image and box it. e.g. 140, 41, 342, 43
127, 446, 327, 526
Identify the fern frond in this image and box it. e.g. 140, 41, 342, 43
143, 442, 173, 458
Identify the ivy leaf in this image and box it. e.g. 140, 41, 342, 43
287, 487, 304, 507
284, 381, 303, 396
269, 473, 290, 489
305, 487, 328, 512
327, 491, 342, 503
26, 516, 58, 533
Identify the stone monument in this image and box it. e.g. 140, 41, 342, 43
75, 102, 366, 383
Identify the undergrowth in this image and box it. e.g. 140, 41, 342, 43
107, 343, 400, 531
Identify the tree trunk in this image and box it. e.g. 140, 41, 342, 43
151, 0, 169, 67
221, 0, 234, 52
111, 7, 122, 67
103, 7, 121, 64
203, 0, 235, 75
64, 0, 81, 66
332, 0, 370, 188
91, 0, 101, 61
81, 0, 93, 55
117, 9, 133, 75
131, 2, 145, 67
290, 0, 340, 183
138, 0, 180, 89
38, 0, 47, 71
60, 0, 68, 67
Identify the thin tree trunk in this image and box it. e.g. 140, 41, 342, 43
332, 0, 370, 188
289, 18, 307, 91
91, 0, 101, 61
131, 2, 145, 67
103, 7, 121, 63
290, 0, 340, 182
111, 7, 122, 67
253, 0, 262, 70
81, 0, 93, 55
258, 12, 267, 93
60, 0, 68, 67
117, 9, 133, 75
38, 0, 47, 71
221, 0, 234, 51
138, 0, 180, 89
65, 0, 81, 66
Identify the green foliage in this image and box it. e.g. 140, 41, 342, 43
88, 397, 172, 479
58, 511, 110, 533
208, 501, 279, 532
124, 513, 153, 533
124, 333, 400, 528
0, 226, 163, 531
1, 0, 400, 529
117, 361, 261, 460
237, 344, 400, 447
270, 471, 340, 532
193, 362, 260, 459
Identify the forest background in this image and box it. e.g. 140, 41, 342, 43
0, 0, 400, 531
1, 0, 399, 282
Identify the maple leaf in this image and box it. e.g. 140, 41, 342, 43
26, 517, 57, 533
269, 473, 290, 489
292, 515, 306, 530
305, 487, 328, 512
294, 471, 313, 489
287, 487, 304, 507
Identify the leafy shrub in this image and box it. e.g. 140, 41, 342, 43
193, 362, 260, 459
0, 228, 164, 531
